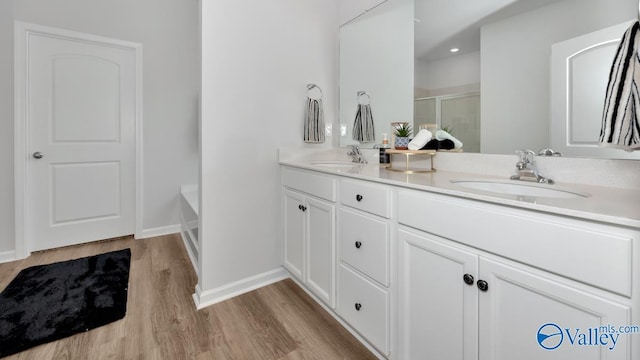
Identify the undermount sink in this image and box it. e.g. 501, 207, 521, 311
450, 179, 591, 199
310, 160, 364, 167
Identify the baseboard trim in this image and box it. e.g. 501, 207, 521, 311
137, 224, 181, 239
0, 250, 17, 264
0, 225, 182, 263
192, 267, 289, 310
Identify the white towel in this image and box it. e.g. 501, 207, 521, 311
435, 129, 463, 149
600, 21, 640, 151
408, 129, 432, 150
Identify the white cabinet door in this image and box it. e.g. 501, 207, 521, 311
283, 189, 305, 280
399, 229, 479, 360
306, 197, 336, 308
479, 257, 631, 360
283, 188, 336, 308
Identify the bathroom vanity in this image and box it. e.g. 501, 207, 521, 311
280, 152, 640, 360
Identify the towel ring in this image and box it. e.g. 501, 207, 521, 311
306, 83, 323, 100
357, 91, 371, 105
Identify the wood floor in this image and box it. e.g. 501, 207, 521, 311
0, 234, 377, 360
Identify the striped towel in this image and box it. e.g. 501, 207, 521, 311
352, 104, 375, 143
600, 21, 640, 151
304, 97, 325, 143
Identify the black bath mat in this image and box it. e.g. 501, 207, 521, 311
0, 248, 131, 358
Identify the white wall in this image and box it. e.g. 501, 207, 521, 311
0, 0, 199, 253
415, 51, 480, 94
0, 1, 14, 256
481, 0, 636, 154
199, 1, 338, 296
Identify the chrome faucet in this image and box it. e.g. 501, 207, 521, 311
347, 145, 367, 164
510, 150, 553, 184
537, 148, 562, 157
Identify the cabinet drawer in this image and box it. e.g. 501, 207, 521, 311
338, 264, 389, 355
283, 167, 336, 202
398, 190, 634, 297
340, 179, 390, 218
338, 208, 389, 286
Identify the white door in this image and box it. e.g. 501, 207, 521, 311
305, 197, 335, 308
283, 189, 305, 280
550, 20, 640, 159
23, 27, 137, 251
479, 257, 630, 360
399, 229, 478, 360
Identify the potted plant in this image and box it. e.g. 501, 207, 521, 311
394, 123, 412, 150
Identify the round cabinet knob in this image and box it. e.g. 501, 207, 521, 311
354, 303, 362, 311
355, 241, 362, 249
356, 194, 363, 202
463, 273, 474, 285
477, 280, 489, 292
301, 206, 307, 212
32, 151, 45, 159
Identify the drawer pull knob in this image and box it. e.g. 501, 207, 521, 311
299, 205, 307, 212
354, 303, 362, 311
463, 274, 474, 285
356, 194, 363, 202
477, 280, 489, 292
355, 241, 362, 249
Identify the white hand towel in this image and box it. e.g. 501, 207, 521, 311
408, 129, 432, 150
435, 129, 463, 149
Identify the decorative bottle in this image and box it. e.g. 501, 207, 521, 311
379, 133, 390, 164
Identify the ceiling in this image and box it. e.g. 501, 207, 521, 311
415, 0, 560, 62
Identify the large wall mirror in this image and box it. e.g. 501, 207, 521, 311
339, 0, 640, 159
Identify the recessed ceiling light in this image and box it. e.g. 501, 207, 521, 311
450, 48, 460, 53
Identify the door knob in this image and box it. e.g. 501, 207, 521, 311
32, 152, 44, 159
463, 273, 475, 285
477, 280, 489, 292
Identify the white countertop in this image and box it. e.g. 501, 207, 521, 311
280, 159, 640, 229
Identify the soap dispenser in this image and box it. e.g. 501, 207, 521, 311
379, 133, 390, 163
